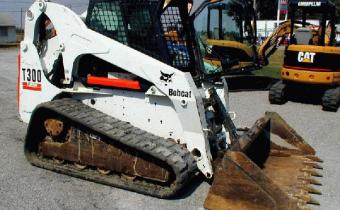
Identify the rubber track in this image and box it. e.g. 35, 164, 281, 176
25, 98, 197, 198
322, 87, 340, 112
269, 81, 287, 104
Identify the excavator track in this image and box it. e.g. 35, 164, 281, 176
24, 98, 197, 198
322, 87, 340, 112
269, 81, 288, 105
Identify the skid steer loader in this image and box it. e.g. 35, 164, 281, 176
19, 0, 322, 209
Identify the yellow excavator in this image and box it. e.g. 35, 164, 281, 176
193, 0, 257, 74
269, 0, 340, 112
195, 0, 339, 110
193, 0, 292, 90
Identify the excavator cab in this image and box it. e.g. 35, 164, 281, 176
289, 0, 336, 46
269, 0, 340, 111
194, 0, 258, 74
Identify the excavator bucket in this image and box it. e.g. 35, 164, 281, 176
205, 112, 322, 210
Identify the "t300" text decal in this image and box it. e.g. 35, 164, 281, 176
22, 68, 42, 91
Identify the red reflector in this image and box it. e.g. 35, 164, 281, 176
87, 76, 141, 90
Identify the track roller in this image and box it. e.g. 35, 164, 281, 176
269, 80, 288, 105
322, 87, 340, 112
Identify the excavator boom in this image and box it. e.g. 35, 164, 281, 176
258, 21, 293, 66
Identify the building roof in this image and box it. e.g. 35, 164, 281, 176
0, 13, 16, 27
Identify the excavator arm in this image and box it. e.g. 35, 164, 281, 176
258, 21, 293, 66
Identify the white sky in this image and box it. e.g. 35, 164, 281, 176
0, 0, 88, 27
0, 0, 206, 27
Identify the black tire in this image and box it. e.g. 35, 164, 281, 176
322, 87, 340, 112
269, 81, 288, 105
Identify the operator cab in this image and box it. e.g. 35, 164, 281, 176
193, 0, 258, 74
206, 1, 256, 45
57, 0, 212, 91
83, 0, 202, 79
289, 0, 336, 46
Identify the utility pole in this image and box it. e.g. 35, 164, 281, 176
253, 0, 257, 39
284, 0, 288, 21
20, 8, 23, 31
277, 0, 281, 27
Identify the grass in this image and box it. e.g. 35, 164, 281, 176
252, 47, 285, 79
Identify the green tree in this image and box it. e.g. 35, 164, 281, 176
333, 0, 340, 21
255, 0, 278, 20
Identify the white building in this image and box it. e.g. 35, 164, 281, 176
0, 13, 16, 44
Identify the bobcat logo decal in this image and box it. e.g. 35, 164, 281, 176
160, 71, 174, 83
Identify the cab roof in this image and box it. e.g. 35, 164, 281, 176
289, 0, 335, 11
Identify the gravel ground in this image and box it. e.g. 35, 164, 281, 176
0, 48, 339, 210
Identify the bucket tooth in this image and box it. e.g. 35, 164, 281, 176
298, 176, 322, 186
303, 161, 323, 170
311, 171, 323, 177
315, 164, 323, 170
297, 203, 311, 210
301, 168, 323, 177
304, 186, 322, 195
294, 194, 320, 205
297, 181, 322, 194
310, 178, 322, 186
307, 197, 320, 205
305, 155, 323, 163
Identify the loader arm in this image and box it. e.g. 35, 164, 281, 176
258, 21, 292, 66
